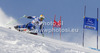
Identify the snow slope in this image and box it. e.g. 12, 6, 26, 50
0, 27, 99, 53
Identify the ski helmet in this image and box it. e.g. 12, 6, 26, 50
39, 14, 45, 21
40, 14, 45, 18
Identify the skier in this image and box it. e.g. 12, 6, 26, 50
14, 14, 45, 35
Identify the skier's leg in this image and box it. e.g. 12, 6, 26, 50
14, 24, 26, 31
14, 24, 26, 28
27, 23, 35, 31
29, 26, 35, 31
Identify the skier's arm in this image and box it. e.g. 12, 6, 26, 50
23, 15, 35, 19
27, 16, 35, 19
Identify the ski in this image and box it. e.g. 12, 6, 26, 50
28, 32, 37, 35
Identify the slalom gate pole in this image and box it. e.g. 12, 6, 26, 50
97, 8, 99, 49
60, 16, 61, 39
60, 27, 61, 39
83, 5, 86, 47
52, 27, 54, 38
52, 15, 56, 38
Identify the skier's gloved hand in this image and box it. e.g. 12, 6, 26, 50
23, 15, 27, 18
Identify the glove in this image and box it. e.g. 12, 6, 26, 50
23, 15, 27, 18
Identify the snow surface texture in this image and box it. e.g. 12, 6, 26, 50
0, 27, 99, 53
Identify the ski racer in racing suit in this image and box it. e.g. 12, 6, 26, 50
14, 14, 45, 34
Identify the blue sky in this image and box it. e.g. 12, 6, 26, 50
0, 0, 100, 47
0, 0, 99, 27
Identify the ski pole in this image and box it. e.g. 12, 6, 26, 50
6, 15, 26, 25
